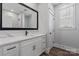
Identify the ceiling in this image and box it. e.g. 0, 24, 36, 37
52, 3, 62, 6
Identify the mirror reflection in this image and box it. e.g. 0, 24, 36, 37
2, 3, 37, 28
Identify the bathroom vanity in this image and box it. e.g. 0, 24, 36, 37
0, 34, 46, 56
0, 3, 49, 56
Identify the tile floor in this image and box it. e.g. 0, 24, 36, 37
41, 47, 79, 56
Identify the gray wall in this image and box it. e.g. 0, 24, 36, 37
54, 3, 79, 49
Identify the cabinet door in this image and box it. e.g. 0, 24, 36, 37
41, 35, 46, 52
33, 37, 41, 56
3, 43, 19, 56
20, 40, 34, 56
0, 48, 2, 56
20, 37, 42, 56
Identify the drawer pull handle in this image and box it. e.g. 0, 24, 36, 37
7, 46, 16, 51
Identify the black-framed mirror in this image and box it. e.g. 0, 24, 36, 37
0, 3, 38, 30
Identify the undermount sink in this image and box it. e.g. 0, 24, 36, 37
0, 35, 8, 38
27, 34, 35, 36
7, 35, 14, 37
0, 34, 14, 38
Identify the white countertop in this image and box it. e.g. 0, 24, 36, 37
0, 34, 46, 46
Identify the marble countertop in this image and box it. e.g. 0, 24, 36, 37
0, 33, 46, 46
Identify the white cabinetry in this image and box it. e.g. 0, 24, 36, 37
3, 43, 19, 56
20, 37, 42, 56
20, 40, 34, 56
0, 48, 2, 56
41, 36, 46, 52
0, 34, 47, 56
33, 37, 41, 56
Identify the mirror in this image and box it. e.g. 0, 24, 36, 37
1, 3, 38, 30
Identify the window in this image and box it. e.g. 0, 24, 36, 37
59, 4, 75, 29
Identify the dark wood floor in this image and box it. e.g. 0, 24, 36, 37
41, 47, 79, 56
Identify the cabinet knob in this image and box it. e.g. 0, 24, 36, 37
32, 45, 36, 50
50, 32, 52, 35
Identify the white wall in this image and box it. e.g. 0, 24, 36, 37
24, 3, 49, 35
46, 4, 55, 52
54, 3, 79, 49
38, 3, 49, 34
24, 3, 38, 11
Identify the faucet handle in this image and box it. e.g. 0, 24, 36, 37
25, 31, 28, 35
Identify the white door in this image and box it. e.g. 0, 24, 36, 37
47, 9, 55, 50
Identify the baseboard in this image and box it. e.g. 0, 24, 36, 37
54, 43, 79, 53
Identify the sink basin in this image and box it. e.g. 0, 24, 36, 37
0, 35, 8, 38
0, 34, 14, 38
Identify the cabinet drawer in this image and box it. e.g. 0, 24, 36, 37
3, 43, 19, 56
20, 39, 34, 47
20, 37, 41, 47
